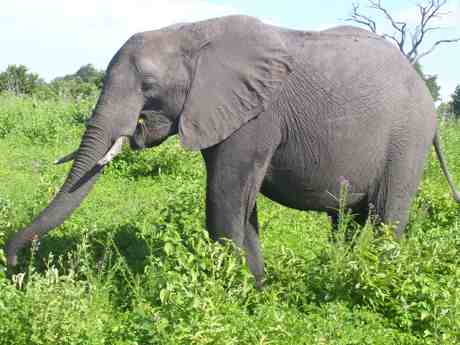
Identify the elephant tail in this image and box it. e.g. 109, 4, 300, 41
433, 130, 460, 203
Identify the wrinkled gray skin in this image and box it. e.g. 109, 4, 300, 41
130, 110, 176, 149
7, 15, 460, 288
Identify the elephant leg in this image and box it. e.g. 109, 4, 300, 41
375, 187, 412, 238
244, 204, 265, 289
377, 187, 414, 238
373, 148, 427, 238
201, 118, 279, 287
203, 154, 272, 286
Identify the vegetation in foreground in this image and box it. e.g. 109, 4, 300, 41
0, 94, 459, 344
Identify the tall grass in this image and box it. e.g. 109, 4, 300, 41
0, 94, 459, 344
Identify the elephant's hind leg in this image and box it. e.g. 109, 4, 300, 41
373, 143, 429, 237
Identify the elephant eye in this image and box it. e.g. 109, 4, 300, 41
141, 77, 163, 110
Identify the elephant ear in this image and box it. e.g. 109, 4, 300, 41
179, 18, 292, 150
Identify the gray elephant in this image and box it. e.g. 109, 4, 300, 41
7, 15, 460, 288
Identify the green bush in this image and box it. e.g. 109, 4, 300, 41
0, 95, 459, 344
0, 65, 43, 96
0, 64, 103, 102
0, 94, 93, 143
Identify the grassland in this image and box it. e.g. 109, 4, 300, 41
0, 94, 459, 344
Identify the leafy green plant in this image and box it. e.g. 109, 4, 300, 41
0, 65, 43, 96
0, 94, 459, 344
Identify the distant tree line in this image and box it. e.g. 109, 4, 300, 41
1, 63, 459, 119
414, 63, 441, 102
0, 64, 105, 101
439, 85, 460, 120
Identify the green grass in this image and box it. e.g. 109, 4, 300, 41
0, 94, 459, 344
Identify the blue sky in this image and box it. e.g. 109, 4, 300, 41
1, 0, 459, 101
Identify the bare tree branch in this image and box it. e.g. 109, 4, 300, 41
369, 0, 407, 33
354, 0, 409, 50
413, 38, 460, 64
382, 33, 402, 46
407, 0, 448, 60
346, 3, 377, 32
345, 0, 460, 64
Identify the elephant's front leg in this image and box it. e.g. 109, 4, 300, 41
201, 119, 280, 288
244, 203, 264, 289
205, 195, 264, 287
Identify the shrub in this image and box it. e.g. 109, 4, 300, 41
1, 95, 460, 344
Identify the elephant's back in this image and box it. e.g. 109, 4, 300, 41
279, 26, 435, 121
279, 25, 436, 147
264, 26, 436, 212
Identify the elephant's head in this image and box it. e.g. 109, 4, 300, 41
6, 15, 292, 267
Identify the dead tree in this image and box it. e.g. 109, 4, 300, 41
346, 0, 460, 65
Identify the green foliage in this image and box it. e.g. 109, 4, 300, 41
0, 94, 93, 142
0, 95, 460, 344
0, 64, 103, 101
414, 63, 441, 102
0, 65, 44, 96
437, 102, 455, 121
46, 78, 100, 101
452, 84, 460, 119
73, 64, 105, 87
51, 63, 105, 100
423, 75, 441, 103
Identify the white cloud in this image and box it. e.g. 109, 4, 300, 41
0, 0, 238, 79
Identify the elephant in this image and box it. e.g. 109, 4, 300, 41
130, 110, 176, 150
6, 15, 460, 288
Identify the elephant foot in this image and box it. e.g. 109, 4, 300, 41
255, 276, 265, 290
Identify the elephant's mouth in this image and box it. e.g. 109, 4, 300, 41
130, 111, 175, 150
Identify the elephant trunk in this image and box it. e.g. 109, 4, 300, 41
6, 114, 113, 267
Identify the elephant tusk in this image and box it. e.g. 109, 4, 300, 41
96, 137, 125, 167
54, 150, 78, 165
